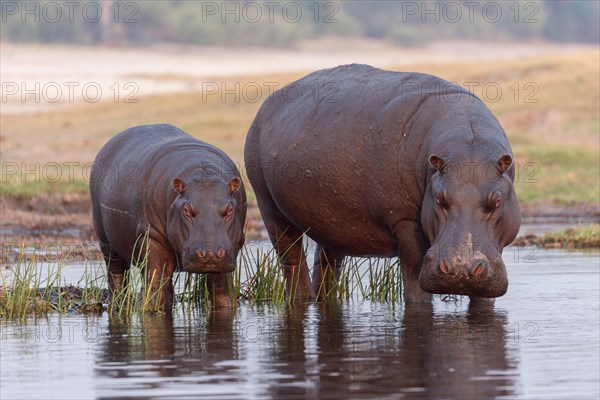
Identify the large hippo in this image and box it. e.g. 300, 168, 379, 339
244, 64, 521, 302
91, 124, 246, 308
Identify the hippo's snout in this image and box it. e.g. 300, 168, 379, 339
183, 244, 235, 274
420, 252, 508, 298
197, 249, 226, 261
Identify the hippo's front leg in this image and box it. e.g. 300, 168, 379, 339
142, 240, 176, 311
206, 273, 232, 308
394, 221, 433, 303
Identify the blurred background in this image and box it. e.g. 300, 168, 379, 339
2, 0, 599, 46
1, 0, 598, 236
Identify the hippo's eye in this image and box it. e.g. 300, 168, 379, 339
224, 203, 234, 221
182, 203, 194, 219
486, 192, 502, 212
493, 195, 502, 208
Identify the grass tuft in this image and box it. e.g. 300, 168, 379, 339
1, 243, 411, 319
541, 223, 600, 248
236, 245, 286, 304
0, 245, 108, 319
513, 223, 600, 248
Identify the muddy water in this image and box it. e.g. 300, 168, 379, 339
1, 249, 598, 400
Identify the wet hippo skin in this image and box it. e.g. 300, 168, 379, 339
244, 64, 521, 302
91, 124, 246, 309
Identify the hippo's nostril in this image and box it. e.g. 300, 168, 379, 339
470, 259, 488, 277
198, 250, 206, 258
217, 249, 225, 258
440, 259, 450, 274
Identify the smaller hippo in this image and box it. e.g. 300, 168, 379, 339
90, 124, 246, 309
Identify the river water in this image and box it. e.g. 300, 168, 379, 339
1, 249, 598, 399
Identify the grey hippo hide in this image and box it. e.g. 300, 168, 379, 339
91, 124, 246, 309
244, 64, 521, 303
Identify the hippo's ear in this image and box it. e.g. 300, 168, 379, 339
429, 155, 445, 171
228, 177, 241, 194
497, 155, 513, 173
172, 178, 186, 194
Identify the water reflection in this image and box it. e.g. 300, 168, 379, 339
398, 302, 517, 399
3, 250, 596, 399
95, 301, 518, 398
96, 309, 239, 385
268, 301, 517, 399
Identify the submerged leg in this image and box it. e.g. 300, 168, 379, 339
248, 161, 314, 302
99, 240, 129, 300
260, 205, 314, 301
469, 296, 495, 304
141, 240, 175, 311
272, 225, 314, 302
312, 245, 344, 300
206, 272, 233, 308
394, 221, 433, 303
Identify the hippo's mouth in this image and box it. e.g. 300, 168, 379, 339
419, 253, 509, 298
182, 259, 235, 274
419, 275, 508, 298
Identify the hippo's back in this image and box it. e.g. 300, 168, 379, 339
93, 124, 197, 177
92, 124, 236, 200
